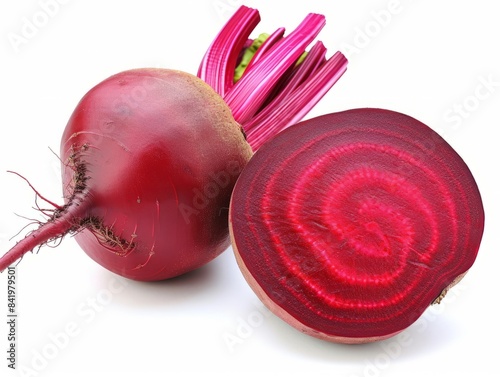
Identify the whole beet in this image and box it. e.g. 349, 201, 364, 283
0, 68, 252, 280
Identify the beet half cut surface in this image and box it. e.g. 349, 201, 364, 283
229, 108, 484, 343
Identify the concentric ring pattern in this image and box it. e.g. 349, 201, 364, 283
230, 108, 484, 339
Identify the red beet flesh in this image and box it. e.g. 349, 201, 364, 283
0, 68, 252, 281
229, 108, 484, 343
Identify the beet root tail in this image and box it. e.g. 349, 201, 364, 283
0, 202, 88, 272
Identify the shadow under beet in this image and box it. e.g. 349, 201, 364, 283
94, 249, 229, 311
259, 305, 461, 369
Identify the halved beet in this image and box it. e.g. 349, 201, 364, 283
229, 108, 484, 343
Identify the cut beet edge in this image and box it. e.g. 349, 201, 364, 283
229, 108, 485, 344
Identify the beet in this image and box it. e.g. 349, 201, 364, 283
229, 108, 485, 343
0, 6, 348, 281
0, 69, 252, 281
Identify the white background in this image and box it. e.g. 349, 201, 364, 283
1, 1, 499, 376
